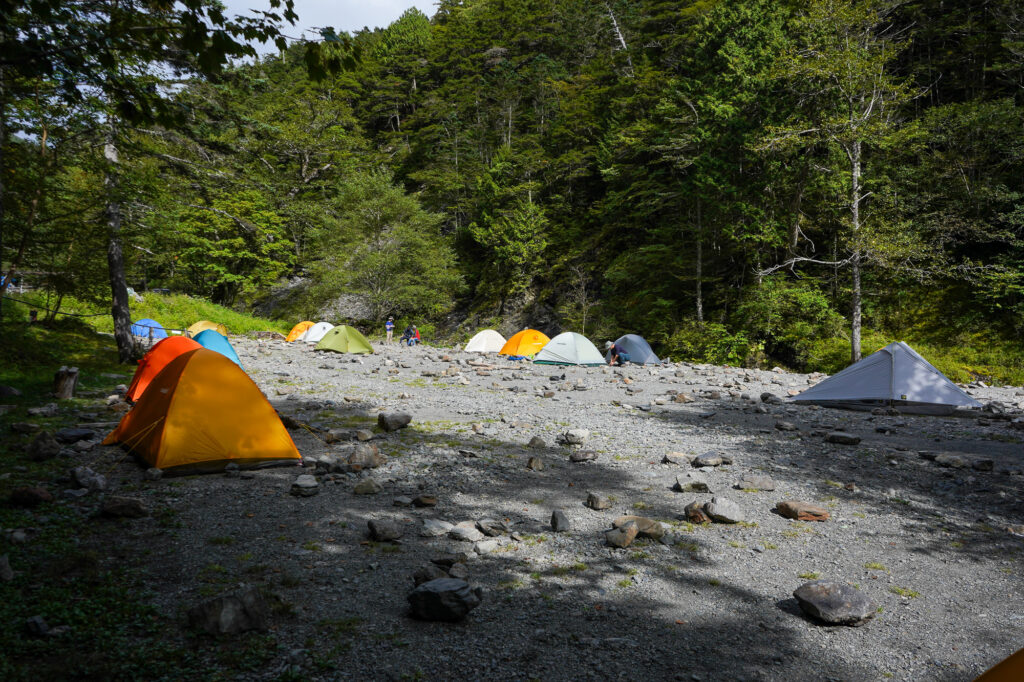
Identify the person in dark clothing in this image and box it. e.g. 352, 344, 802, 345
400, 325, 414, 345
605, 340, 630, 366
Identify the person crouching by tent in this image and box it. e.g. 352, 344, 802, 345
401, 324, 420, 346
606, 340, 629, 366
385, 317, 395, 345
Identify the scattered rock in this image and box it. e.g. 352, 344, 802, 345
586, 493, 612, 511
10, 486, 53, 508
736, 474, 775, 491
144, 468, 163, 481
793, 581, 875, 626
378, 412, 412, 432
474, 539, 499, 554
825, 432, 861, 445
290, 474, 320, 497
27, 403, 58, 417
558, 429, 589, 446
526, 456, 544, 471
413, 494, 437, 508
421, 519, 454, 537
449, 525, 485, 542
101, 496, 149, 518
528, 436, 546, 448
775, 421, 798, 432
551, 510, 571, 532
407, 578, 482, 622
693, 452, 729, 468
413, 563, 449, 586
347, 443, 385, 470
673, 473, 710, 493
673, 393, 694, 404
684, 501, 712, 524
368, 519, 405, 541
70, 466, 107, 492
605, 521, 639, 548
393, 496, 413, 507
187, 586, 269, 635
934, 452, 970, 469
612, 515, 664, 540
703, 497, 744, 524
355, 429, 375, 441
27, 432, 61, 462
353, 479, 383, 495
54, 428, 95, 444
11, 422, 40, 434
569, 450, 598, 463
475, 519, 506, 537
662, 452, 693, 465
776, 500, 830, 522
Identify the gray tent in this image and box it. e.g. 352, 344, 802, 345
790, 341, 981, 414
604, 334, 661, 364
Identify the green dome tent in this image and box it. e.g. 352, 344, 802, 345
534, 332, 604, 366
314, 325, 374, 354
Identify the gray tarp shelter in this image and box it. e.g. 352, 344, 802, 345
605, 334, 661, 364
790, 341, 982, 414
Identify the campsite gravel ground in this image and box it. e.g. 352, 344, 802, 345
76, 339, 1024, 680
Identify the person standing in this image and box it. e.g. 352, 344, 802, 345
385, 317, 395, 345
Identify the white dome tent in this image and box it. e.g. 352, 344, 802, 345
790, 341, 982, 414
464, 329, 507, 353
301, 321, 334, 344
533, 332, 605, 366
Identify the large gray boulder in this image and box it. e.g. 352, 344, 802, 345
703, 497, 744, 524
378, 412, 412, 432
407, 578, 482, 622
793, 581, 875, 626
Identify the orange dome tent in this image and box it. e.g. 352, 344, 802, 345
104, 349, 301, 472
125, 336, 203, 402
286, 321, 314, 342
187, 320, 228, 337
977, 648, 1024, 681
499, 329, 551, 357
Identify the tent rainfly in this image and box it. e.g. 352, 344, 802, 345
126, 336, 203, 402
193, 329, 243, 368
500, 329, 550, 357
286, 321, 314, 342
605, 334, 661, 365
465, 329, 506, 353
188, 320, 228, 337
534, 332, 605, 366
315, 325, 374, 354
130, 318, 168, 340
790, 341, 982, 414
301, 321, 334, 343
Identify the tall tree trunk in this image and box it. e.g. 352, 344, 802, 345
104, 128, 134, 363
0, 66, 5, 328
849, 139, 862, 363
695, 201, 704, 323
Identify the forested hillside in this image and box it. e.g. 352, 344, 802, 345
4, 0, 1024, 375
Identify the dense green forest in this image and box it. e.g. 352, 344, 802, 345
3, 0, 1024, 376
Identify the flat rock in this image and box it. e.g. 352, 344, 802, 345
449, 525, 485, 543
934, 452, 970, 469
793, 581, 875, 626
704, 497, 744, 524
353, 479, 383, 495
290, 474, 319, 497
421, 519, 454, 537
101, 496, 149, 518
347, 443, 385, 470
475, 519, 506, 537
474, 539, 499, 554
775, 421, 798, 432
413, 494, 437, 508
368, 519, 404, 541
412, 563, 450, 586
693, 452, 731, 467
605, 521, 638, 548
355, 429, 375, 441
673, 393, 694, 403
673, 473, 710, 493
825, 431, 861, 445
558, 429, 589, 445
187, 586, 268, 635
776, 500, 830, 522
54, 428, 96, 444
586, 493, 612, 511
662, 452, 693, 465
378, 412, 412, 432
612, 515, 664, 539
407, 578, 482, 622
569, 450, 598, 463
736, 474, 775, 491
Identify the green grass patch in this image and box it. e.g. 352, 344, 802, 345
889, 586, 920, 598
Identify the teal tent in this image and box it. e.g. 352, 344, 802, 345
193, 329, 243, 368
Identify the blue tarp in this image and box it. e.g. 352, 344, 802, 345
193, 329, 243, 368
130, 318, 167, 339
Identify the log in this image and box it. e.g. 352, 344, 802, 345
53, 366, 79, 399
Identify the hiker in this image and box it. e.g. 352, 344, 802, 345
401, 324, 418, 346
606, 340, 629, 366
411, 325, 421, 346
385, 317, 395, 345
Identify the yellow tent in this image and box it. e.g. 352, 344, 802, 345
187, 320, 228, 337
103, 348, 300, 471
286, 320, 314, 342
499, 329, 550, 357
977, 648, 1024, 681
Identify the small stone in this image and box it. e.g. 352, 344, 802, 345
673, 473, 710, 493
775, 421, 798, 432
347, 443, 385, 470
586, 493, 612, 511
736, 474, 775, 491
605, 521, 638, 548
528, 436, 546, 448
27, 403, 58, 417
692, 452, 724, 468
368, 519, 404, 541
934, 452, 970, 469
972, 458, 994, 472
407, 578, 482, 622
474, 539, 499, 554
0, 554, 13, 581
825, 431, 861, 445
27, 431, 61, 461
612, 515, 664, 539
70, 466, 107, 492
355, 429, 375, 442
551, 510, 571, 532
421, 519, 454, 537
413, 494, 438, 507
475, 519, 506, 537
10, 486, 53, 507
353, 478, 383, 495
223, 463, 240, 478
793, 581, 875, 626
558, 429, 589, 445
684, 501, 712, 524
187, 586, 268, 635
413, 563, 449, 586
144, 468, 163, 481
526, 456, 544, 471
101, 496, 149, 518
393, 496, 413, 507
569, 450, 598, 463
290, 474, 320, 497
776, 500, 830, 522
662, 452, 693, 465
54, 428, 95, 444
447, 563, 470, 580
449, 525, 484, 543
378, 412, 412, 432
673, 393, 694, 404
703, 497, 744, 524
